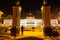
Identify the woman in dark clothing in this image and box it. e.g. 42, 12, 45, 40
21, 26, 24, 35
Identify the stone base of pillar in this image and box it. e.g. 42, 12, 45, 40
11, 27, 16, 36
44, 27, 59, 36
43, 27, 53, 36
11, 27, 20, 36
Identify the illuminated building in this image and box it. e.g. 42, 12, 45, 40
3, 16, 59, 27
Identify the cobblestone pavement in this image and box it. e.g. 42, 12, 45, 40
0, 29, 60, 40
0, 35, 60, 40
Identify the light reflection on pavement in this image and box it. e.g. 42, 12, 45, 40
0, 29, 60, 40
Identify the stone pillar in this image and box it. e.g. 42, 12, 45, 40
41, 6, 51, 28
12, 6, 22, 27
41, 0, 52, 36
12, 6, 17, 27
11, 0, 22, 36
12, 6, 22, 36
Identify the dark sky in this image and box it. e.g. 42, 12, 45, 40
0, 0, 60, 18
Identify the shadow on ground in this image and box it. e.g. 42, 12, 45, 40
17, 36, 43, 40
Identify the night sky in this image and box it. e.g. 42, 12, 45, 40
0, 0, 60, 18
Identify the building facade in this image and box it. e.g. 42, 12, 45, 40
3, 19, 59, 27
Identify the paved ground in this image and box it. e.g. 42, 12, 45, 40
0, 29, 60, 40
16, 36, 43, 40
0, 34, 60, 40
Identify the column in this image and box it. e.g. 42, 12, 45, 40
12, 6, 22, 36
41, 0, 52, 36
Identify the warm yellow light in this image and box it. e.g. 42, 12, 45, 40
58, 17, 60, 21
41, 6, 44, 13
15, 0, 20, 5
41, 6, 44, 10
0, 10, 3, 17
58, 12, 60, 21
18, 7, 22, 13
58, 12, 60, 14
43, 0, 47, 5
20, 30, 44, 37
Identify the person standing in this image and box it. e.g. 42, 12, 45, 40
21, 26, 24, 35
